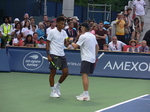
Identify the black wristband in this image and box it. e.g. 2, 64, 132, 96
46, 50, 50, 55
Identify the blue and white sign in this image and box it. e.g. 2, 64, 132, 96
23, 52, 44, 70
6, 47, 150, 79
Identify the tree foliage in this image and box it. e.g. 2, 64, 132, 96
48, 0, 129, 12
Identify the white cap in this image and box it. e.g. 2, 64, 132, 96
39, 36, 44, 40
73, 16, 79, 21
14, 18, 20, 22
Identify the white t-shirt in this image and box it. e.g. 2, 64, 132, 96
47, 28, 68, 56
37, 43, 46, 48
12, 38, 19, 46
108, 40, 126, 51
22, 27, 33, 36
133, 0, 146, 15
76, 32, 98, 63
12, 28, 22, 36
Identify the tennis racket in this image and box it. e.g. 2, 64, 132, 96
94, 52, 105, 68
42, 56, 62, 70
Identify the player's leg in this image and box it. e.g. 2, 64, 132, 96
76, 61, 91, 101
49, 68, 57, 87
59, 67, 68, 83
82, 73, 89, 92
55, 56, 68, 96
49, 68, 60, 98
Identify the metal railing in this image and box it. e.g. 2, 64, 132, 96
87, 3, 111, 22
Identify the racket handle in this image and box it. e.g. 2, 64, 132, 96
42, 56, 48, 60
98, 52, 105, 59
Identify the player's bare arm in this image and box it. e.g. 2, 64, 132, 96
46, 40, 52, 62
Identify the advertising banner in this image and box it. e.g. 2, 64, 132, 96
6, 47, 150, 79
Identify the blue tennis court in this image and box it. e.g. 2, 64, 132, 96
95, 94, 150, 112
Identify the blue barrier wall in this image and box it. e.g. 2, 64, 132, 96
5, 47, 150, 80
0, 49, 10, 72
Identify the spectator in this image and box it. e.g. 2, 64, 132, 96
143, 29, 150, 46
43, 15, 48, 28
89, 20, 95, 29
65, 17, 73, 29
72, 16, 79, 23
33, 32, 39, 47
1, 16, 13, 48
127, 7, 133, 32
123, 11, 131, 45
103, 44, 109, 51
37, 36, 46, 48
30, 17, 38, 31
115, 13, 126, 43
12, 18, 20, 29
12, 33, 24, 46
65, 21, 77, 49
22, 13, 29, 26
31, 24, 37, 33
90, 23, 97, 35
46, 20, 51, 29
46, 20, 56, 36
72, 16, 80, 30
24, 34, 34, 47
73, 21, 79, 31
138, 40, 149, 53
22, 20, 33, 40
131, 17, 141, 42
127, 39, 139, 52
104, 21, 111, 44
108, 36, 126, 51
36, 22, 45, 40
65, 22, 77, 40
12, 23, 22, 38
133, 0, 146, 31
9, 16, 13, 25
95, 21, 107, 50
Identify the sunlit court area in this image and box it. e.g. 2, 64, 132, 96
0, 0, 150, 112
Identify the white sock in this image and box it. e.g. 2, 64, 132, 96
55, 82, 61, 88
51, 87, 55, 91
84, 91, 89, 96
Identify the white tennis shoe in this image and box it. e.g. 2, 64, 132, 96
76, 93, 90, 101
50, 90, 60, 98
54, 84, 61, 96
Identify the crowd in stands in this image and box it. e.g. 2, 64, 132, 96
0, 0, 149, 53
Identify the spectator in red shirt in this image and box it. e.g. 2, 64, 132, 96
12, 33, 24, 46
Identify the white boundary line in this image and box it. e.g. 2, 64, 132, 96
95, 94, 149, 112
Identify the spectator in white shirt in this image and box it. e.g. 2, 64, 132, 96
12, 23, 22, 38
12, 18, 20, 29
37, 36, 46, 48
133, 0, 146, 31
22, 20, 33, 40
108, 36, 126, 51
46, 20, 56, 36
